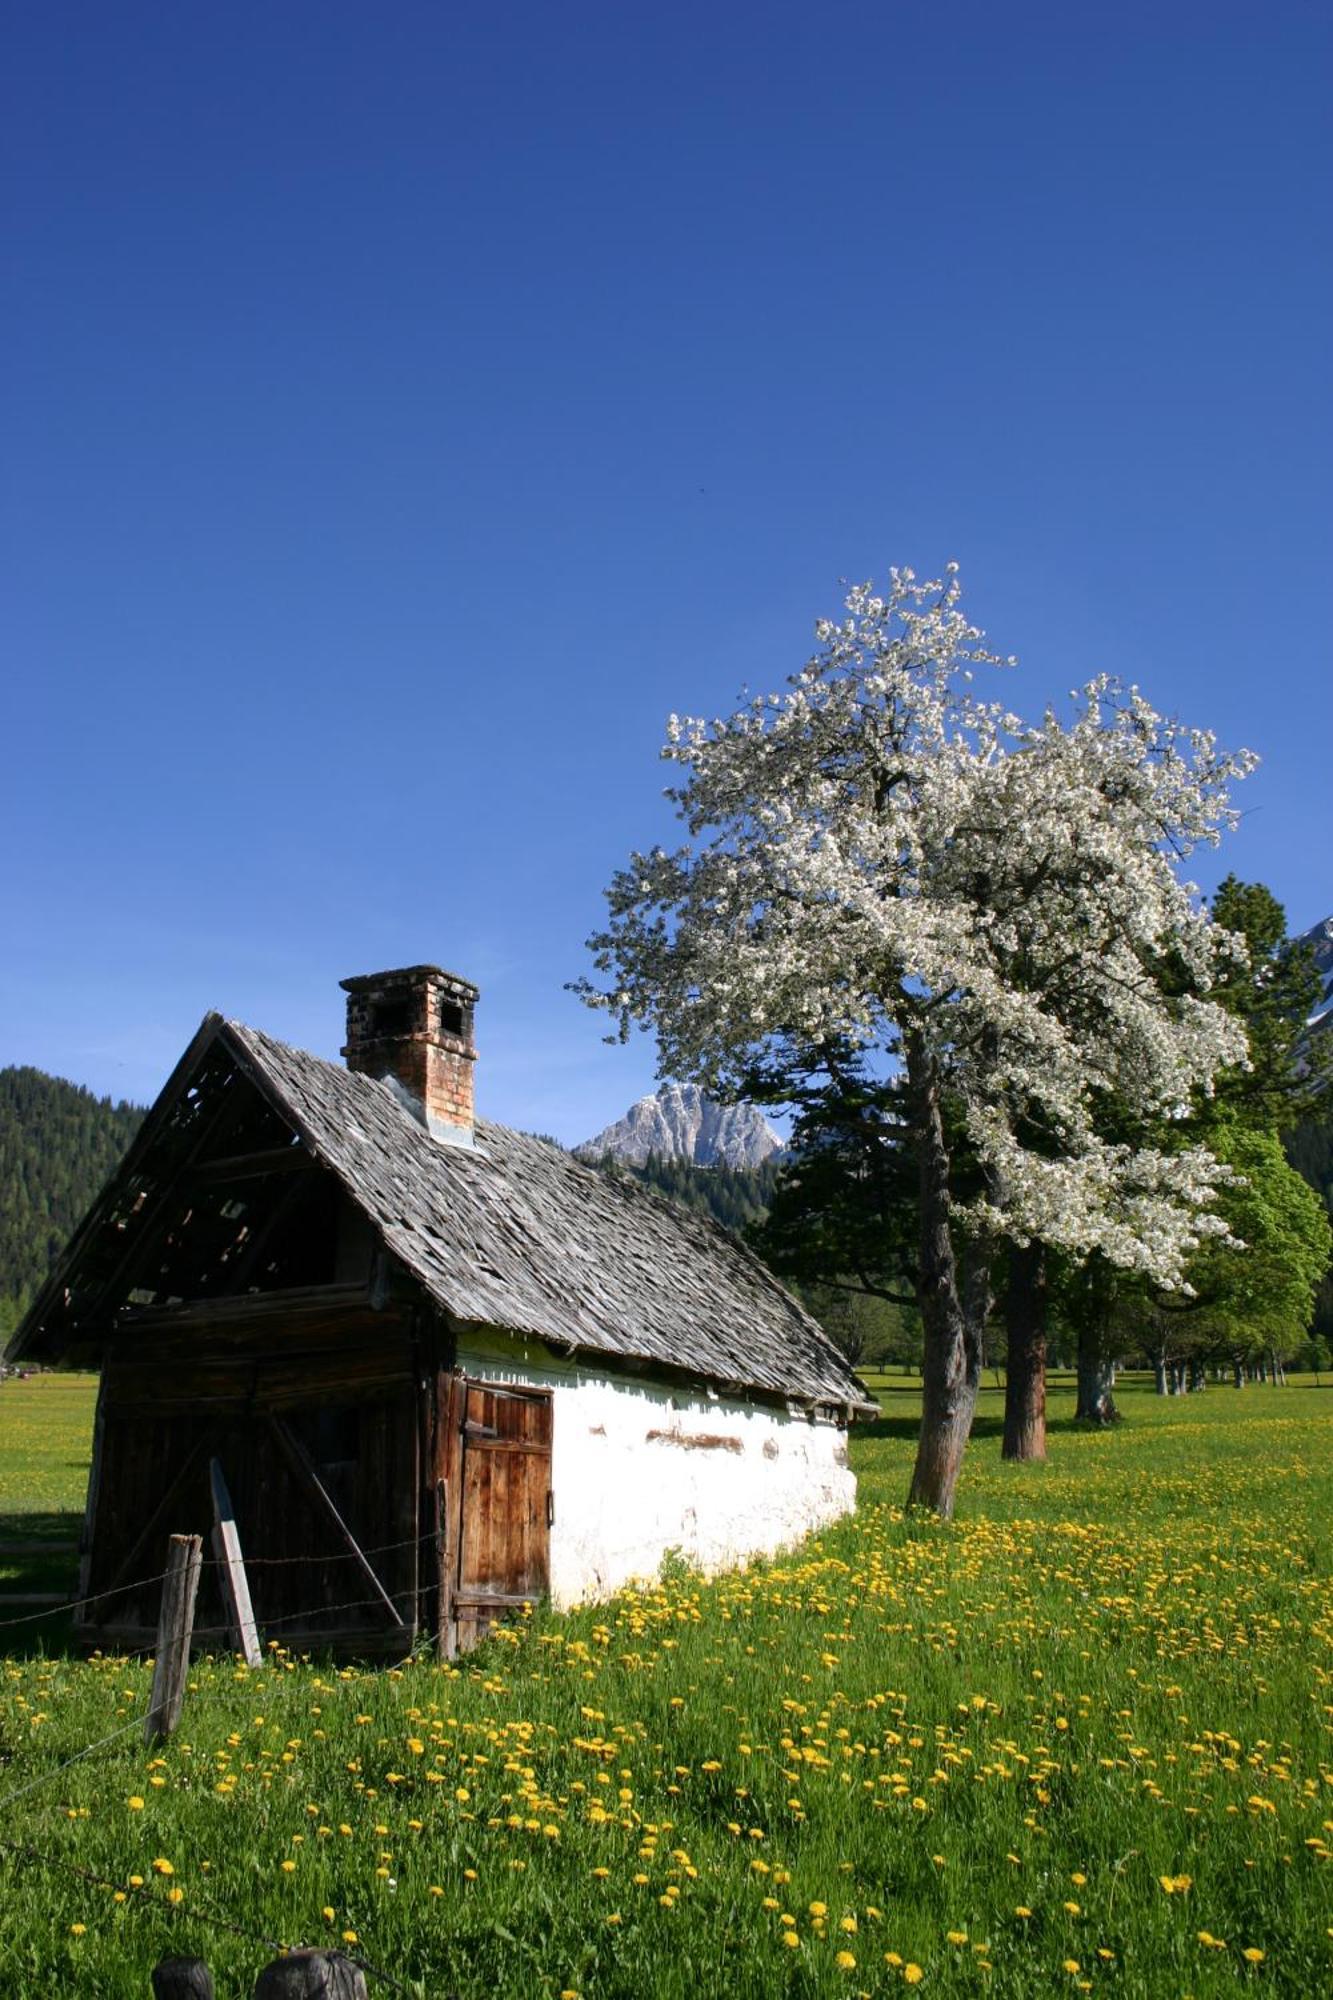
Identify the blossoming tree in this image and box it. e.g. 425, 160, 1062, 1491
578, 567, 1254, 1514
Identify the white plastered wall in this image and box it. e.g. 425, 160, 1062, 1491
454, 1328, 856, 1608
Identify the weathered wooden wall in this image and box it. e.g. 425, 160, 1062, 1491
79, 1291, 428, 1652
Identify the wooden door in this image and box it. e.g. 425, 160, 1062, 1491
441, 1378, 552, 1654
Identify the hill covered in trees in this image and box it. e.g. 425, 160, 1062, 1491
1285, 1110, 1333, 1344
585, 1149, 782, 1237
0, 1067, 144, 1341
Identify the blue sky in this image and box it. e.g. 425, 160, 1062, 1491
3, 1, 1330, 1142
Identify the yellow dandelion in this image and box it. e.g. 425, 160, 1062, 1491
835, 1950, 857, 1970
1242, 1948, 1265, 1965
126, 1796, 144, 1811
151, 1859, 174, 1877
904, 1968, 924, 1987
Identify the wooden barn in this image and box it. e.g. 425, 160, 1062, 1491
7, 965, 873, 1657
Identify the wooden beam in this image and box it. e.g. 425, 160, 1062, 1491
268, 1418, 406, 1630
209, 1459, 262, 1667
144, 1534, 202, 1744
116, 1282, 374, 1335
218, 1166, 323, 1294
189, 1145, 311, 1185
74, 1054, 251, 1331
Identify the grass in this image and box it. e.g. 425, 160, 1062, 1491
0, 1372, 1329, 1997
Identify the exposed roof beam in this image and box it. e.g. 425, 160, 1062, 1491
189, 1144, 312, 1184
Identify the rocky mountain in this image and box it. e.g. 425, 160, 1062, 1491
1298, 915, 1333, 1035
577, 1082, 785, 1170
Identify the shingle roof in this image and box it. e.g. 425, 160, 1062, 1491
219, 1021, 873, 1414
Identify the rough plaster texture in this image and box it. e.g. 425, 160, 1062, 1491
455, 1329, 856, 1607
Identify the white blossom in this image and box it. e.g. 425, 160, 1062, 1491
578, 568, 1255, 1289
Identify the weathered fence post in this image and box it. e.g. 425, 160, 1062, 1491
144, 1533, 203, 1745
152, 1958, 215, 1999
210, 1457, 262, 1668
253, 1950, 370, 1998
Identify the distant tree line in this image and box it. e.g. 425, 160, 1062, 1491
586, 1149, 782, 1237
0, 1067, 144, 1340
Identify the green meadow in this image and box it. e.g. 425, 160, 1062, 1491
0, 1372, 1329, 1998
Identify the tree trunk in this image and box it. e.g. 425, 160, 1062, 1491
1153, 1356, 1168, 1396
1233, 1357, 1244, 1388
1003, 1241, 1047, 1460
1076, 1341, 1119, 1426
904, 1035, 979, 1518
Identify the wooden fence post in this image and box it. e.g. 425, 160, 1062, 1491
210, 1458, 262, 1668
253, 1950, 369, 1998
144, 1534, 203, 1745
152, 1958, 215, 1998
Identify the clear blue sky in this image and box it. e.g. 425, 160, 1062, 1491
3, 1, 1330, 1142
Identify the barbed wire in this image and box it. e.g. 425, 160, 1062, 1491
0, 1708, 152, 1815
0, 1526, 442, 1634
0, 1831, 416, 1995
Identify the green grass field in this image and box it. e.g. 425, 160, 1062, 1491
0, 1372, 1329, 1997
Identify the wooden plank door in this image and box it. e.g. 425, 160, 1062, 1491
443, 1379, 552, 1654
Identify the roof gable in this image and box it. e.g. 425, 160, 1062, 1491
9, 1018, 874, 1414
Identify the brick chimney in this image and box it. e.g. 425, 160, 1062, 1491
340, 965, 479, 1146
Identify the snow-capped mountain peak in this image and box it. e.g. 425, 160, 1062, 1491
576, 1082, 784, 1169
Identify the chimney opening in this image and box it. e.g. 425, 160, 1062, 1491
439, 997, 465, 1037
370, 997, 415, 1041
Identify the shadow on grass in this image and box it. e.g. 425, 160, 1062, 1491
0, 1510, 81, 1657
858, 1409, 1108, 1444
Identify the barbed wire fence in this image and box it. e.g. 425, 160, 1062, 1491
0, 1525, 465, 1994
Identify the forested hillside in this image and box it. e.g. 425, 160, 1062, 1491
1286, 1110, 1333, 1342
586, 1149, 782, 1236
0, 1068, 143, 1340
